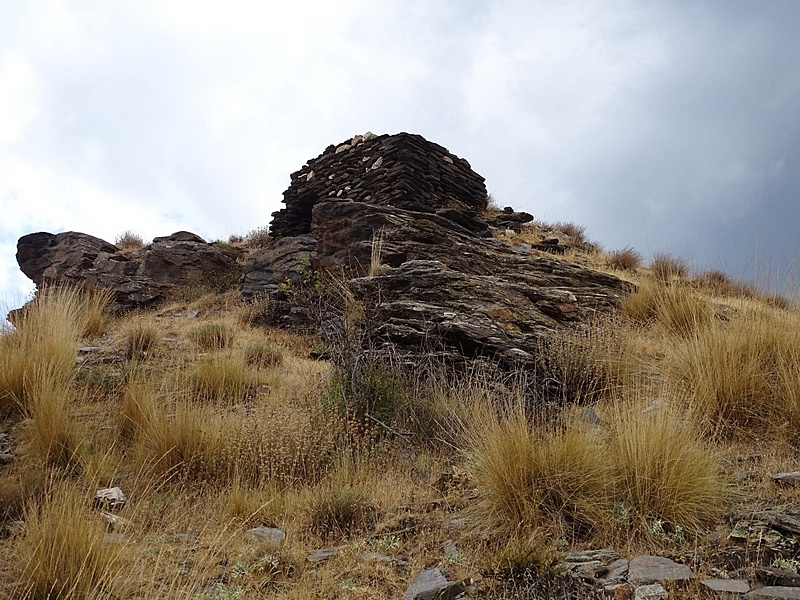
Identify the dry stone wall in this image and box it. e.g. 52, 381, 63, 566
270, 132, 488, 239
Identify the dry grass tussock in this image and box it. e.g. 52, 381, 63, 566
1, 285, 110, 416
666, 307, 800, 438
114, 230, 145, 252
606, 246, 642, 271
17, 481, 120, 599
623, 278, 712, 336
463, 393, 725, 545
606, 397, 726, 534
650, 252, 688, 281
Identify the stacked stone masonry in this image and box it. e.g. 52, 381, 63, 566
270, 132, 488, 239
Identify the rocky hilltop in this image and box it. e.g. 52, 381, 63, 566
15, 132, 630, 366
244, 132, 630, 366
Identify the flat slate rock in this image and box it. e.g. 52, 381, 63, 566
635, 583, 668, 599
772, 472, 800, 485
628, 555, 695, 585
702, 578, 750, 596
243, 526, 285, 545
747, 588, 800, 599
401, 568, 468, 600
307, 547, 338, 563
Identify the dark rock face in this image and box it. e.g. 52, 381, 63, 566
16, 230, 239, 312
243, 132, 631, 366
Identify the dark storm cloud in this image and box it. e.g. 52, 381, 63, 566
535, 1, 800, 287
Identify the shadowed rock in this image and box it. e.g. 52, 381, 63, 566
16, 230, 239, 313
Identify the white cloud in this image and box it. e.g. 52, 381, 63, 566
0, 51, 39, 147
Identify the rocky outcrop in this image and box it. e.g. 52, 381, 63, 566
243, 132, 631, 366
16, 231, 239, 312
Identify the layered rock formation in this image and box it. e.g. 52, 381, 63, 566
243, 132, 631, 366
16, 231, 239, 312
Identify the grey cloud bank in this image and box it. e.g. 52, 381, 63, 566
2, 0, 800, 308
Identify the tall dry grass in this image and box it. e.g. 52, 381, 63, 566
623, 279, 712, 336
184, 352, 254, 403
463, 390, 726, 543
369, 227, 385, 277
667, 308, 800, 437
127, 388, 340, 485
607, 402, 726, 533
17, 482, 120, 599
1, 285, 109, 416
465, 402, 608, 539
21, 375, 86, 470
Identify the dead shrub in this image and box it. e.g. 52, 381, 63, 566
606, 247, 642, 271
244, 226, 271, 249
114, 230, 144, 252
650, 253, 688, 282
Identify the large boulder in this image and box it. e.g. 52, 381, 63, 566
242, 132, 631, 366
16, 231, 239, 312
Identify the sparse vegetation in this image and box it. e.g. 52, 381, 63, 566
552, 221, 588, 245
623, 278, 712, 335
124, 321, 160, 360
114, 230, 145, 252
2, 236, 800, 598
244, 226, 271, 249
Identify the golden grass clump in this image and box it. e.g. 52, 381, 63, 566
188, 322, 234, 350
607, 404, 726, 533
237, 293, 274, 327
22, 376, 86, 470
114, 230, 145, 252
0, 286, 90, 415
369, 227, 385, 277
606, 246, 642, 271
244, 225, 271, 249
694, 269, 759, 299
650, 252, 689, 282
244, 341, 284, 369
117, 379, 161, 443
623, 279, 712, 336
185, 353, 253, 403
552, 221, 588, 245
17, 483, 120, 599
124, 322, 161, 360
306, 481, 377, 540
667, 309, 800, 437
130, 398, 339, 486
465, 404, 608, 539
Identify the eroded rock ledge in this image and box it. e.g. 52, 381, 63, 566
16, 231, 238, 313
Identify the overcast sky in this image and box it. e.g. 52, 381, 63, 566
2, 0, 800, 309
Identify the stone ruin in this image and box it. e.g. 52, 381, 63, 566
242, 132, 631, 367
269, 132, 489, 239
